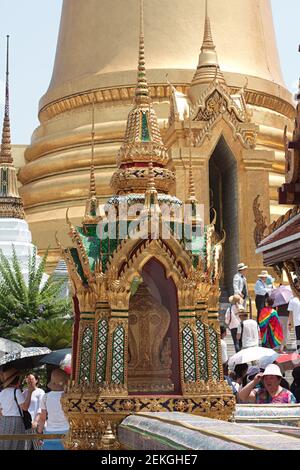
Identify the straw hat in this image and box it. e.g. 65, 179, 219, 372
237, 263, 248, 271
257, 270, 269, 278
262, 364, 282, 378
47, 368, 69, 391
229, 294, 243, 304
1, 368, 21, 388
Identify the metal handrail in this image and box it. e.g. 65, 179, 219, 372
0, 433, 65, 440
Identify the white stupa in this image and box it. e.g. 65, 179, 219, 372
0, 36, 46, 282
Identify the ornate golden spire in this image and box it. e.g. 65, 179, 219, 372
186, 112, 197, 204
0, 36, 24, 219
83, 99, 100, 224
191, 0, 225, 89
110, 0, 175, 196
135, 0, 150, 105
1, 36, 12, 165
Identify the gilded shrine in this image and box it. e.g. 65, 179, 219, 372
58, 2, 234, 449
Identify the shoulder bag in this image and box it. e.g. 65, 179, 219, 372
14, 388, 32, 430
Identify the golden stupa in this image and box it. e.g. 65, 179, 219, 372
17, 0, 294, 289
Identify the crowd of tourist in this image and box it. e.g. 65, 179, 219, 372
0, 368, 69, 451
222, 263, 300, 405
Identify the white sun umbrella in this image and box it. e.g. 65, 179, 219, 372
228, 346, 279, 369
0, 338, 24, 359
0, 347, 51, 370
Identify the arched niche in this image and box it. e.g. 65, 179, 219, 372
128, 257, 181, 395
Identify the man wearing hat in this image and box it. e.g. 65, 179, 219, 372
255, 270, 270, 321
233, 263, 248, 307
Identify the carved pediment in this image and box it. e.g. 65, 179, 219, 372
189, 82, 256, 150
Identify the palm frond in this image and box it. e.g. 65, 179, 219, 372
11, 317, 73, 350
11, 245, 28, 304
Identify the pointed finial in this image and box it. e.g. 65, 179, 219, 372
202, 0, 215, 51
1, 35, 13, 164
89, 98, 96, 199
187, 110, 197, 203
135, 0, 150, 105
83, 98, 100, 223
100, 422, 117, 450
191, 1, 225, 90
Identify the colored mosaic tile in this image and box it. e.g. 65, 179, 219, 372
209, 326, 220, 380
79, 326, 93, 383
0, 168, 8, 196
141, 112, 151, 142
182, 326, 196, 382
111, 326, 125, 384
70, 248, 88, 284
106, 194, 182, 207
95, 319, 108, 383
78, 226, 101, 272
196, 320, 209, 381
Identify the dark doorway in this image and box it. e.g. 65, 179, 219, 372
209, 136, 239, 295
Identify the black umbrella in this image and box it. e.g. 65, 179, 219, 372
39, 348, 71, 367
0, 347, 51, 371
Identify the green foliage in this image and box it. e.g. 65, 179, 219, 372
0, 246, 72, 340
11, 317, 72, 350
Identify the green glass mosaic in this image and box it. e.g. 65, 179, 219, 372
95, 319, 108, 383
182, 326, 196, 382
0, 168, 8, 196
141, 112, 150, 142
209, 326, 220, 380
78, 226, 101, 272
196, 320, 209, 381
79, 326, 93, 383
70, 248, 88, 284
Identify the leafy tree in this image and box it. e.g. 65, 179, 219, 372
0, 247, 72, 338
11, 317, 72, 350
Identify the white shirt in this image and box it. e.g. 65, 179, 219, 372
41, 391, 69, 432
22, 388, 45, 421
254, 279, 268, 296
225, 305, 241, 330
233, 272, 248, 297
237, 319, 260, 348
0, 388, 25, 417
288, 297, 300, 327
221, 339, 228, 364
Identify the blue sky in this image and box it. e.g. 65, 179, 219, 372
0, 0, 299, 144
